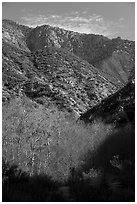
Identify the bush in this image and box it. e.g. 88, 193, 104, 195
3, 96, 113, 182
2, 96, 135, 201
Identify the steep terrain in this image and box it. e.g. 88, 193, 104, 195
2, 19, 135, 116
26, 24, 135, 86
2, 19, 32, 52
2, 19, 119, 115
80, 79, 135, 126
95, 38, 135, 85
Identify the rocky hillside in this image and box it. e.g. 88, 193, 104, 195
95, 38, 135, 85
2, 19, 32, 52
26, 24, 135, 86
79, 79, 135, 126
28, 47, 118, 114
2, 19, 135, 116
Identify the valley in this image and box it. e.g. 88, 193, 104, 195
2, 19, 135, 202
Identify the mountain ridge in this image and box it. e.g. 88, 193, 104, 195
25, 20, 134, 86
2, 19, 135, 116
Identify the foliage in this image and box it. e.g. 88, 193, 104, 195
2, 96, 135, 201
2, 159, 63, 202
3, 96, 113, 181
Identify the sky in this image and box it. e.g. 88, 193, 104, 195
2, 2, 135, 40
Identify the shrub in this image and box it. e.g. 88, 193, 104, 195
2, 96, 135, 201
3, 96, 113, 182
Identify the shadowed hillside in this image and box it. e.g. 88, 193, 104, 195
79, 79, 135, 126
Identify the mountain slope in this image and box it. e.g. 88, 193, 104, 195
2, 19, 120, 115
79, 79, 135, 126
26, 24, 135, 86
2, 19, 32, 52
2, 42, 117, 115
2, 19, 135, 117
3, 19, 135, 88
95, 38, 135, 85
28, 46, 117, 114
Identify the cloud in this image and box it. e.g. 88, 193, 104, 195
95, 17, 103, 22
69, 16, 90, 23
20, 12, 125, 38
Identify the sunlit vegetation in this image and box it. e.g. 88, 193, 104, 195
2, 96, 135, 201
2, 96, 112, 180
